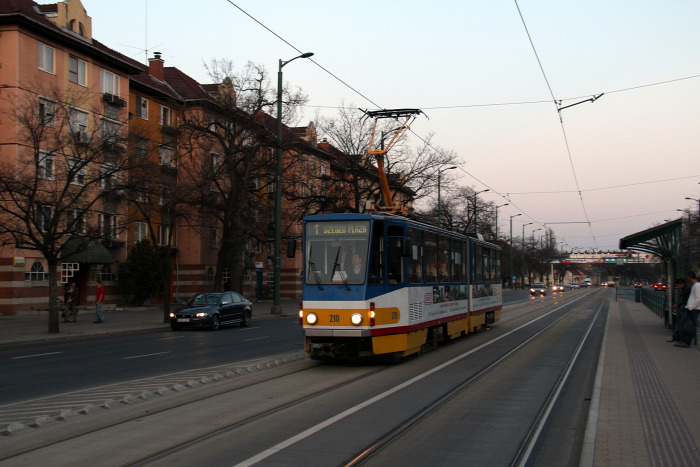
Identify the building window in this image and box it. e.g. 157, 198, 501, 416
159, 146, 174, 166
159, 185, 170, 206
100, 118, 121, 143
69, 108, 88, 133
211, 152, 220, 172
100, 166, 119, 191
69, 55, 87, 86
98, 213, 118, 240
38, 98, 56, 126
66, 209, 86, 234
37, 151, 54, 180
38, 43, 54, 73
158, 225, 170, 246
26, 261, 47, 281
135, 95, 148, 120
36, 204, 53, 233
160, 105, 172, 126
134, 222, 147, 243
68, 158, 87, 185
134, 137, 149, 160
206, 267, 215, 281
100, 69, 119, 95
210, 228, 219, 248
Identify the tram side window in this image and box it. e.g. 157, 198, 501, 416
409, 228, 423, 283
369, 221, 384, 284
452, 240, 462, 283
462, 241, 469, 282
474, 245, 483, 282
484, 248, 492, 282
425, 232, 437, 283
495, 249, 502, 282
387, 225, 405, 285
438, 236, 450, 283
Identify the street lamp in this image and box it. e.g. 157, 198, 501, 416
273, 52, 314, 314
437, 165, 457, 228
522, 222, 533, 285
686, 197, 700, 214
510, 213, 521, 288
473, 189, 490, 234
493, 203, 509, 240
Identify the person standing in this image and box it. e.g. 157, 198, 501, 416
675, 272, 700, 348
92, 279, 105, 324
65, 282, 80, 322
669, 278, 691, 343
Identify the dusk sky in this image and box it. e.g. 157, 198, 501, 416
45, 0, 700, 251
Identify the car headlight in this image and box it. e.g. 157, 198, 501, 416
530, 288, 535, 292
169, 312, 175, 318
195, 312, 209, 318
306, 312, 318, 325
351, 313, 363, 326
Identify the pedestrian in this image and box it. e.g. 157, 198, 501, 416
64, 282, 80, 322
669, 278, 690, 343
674, 272, 700, 348
92, 279, 105, 323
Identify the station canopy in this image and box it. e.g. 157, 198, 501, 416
619, 219, 682, 274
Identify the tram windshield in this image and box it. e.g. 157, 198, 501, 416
305, 220, 370, 285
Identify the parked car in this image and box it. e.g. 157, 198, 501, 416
170, 292, 252, 331
552, 284, 564, 292
530, 282, 547, 296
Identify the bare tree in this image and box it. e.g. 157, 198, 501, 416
312, 104, 461, 216
177, 60, 308, 292
0, 84, 130, 333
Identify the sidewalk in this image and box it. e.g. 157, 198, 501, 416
586, 293, 700, 466
0, 298, 300, 345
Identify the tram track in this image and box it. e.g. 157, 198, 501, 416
342, 290, 608, 466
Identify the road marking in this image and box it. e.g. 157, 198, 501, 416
12, 352, 62, 360
123, 352, 170, 360
242, 336, 269, 342
158, 336, 186, 340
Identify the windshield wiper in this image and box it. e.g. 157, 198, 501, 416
307, 245, 323, 290
330, 246, 350, 291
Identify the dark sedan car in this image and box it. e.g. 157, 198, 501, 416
170, 292, 252, 331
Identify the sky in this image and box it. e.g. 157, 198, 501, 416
41, 0, 700, 251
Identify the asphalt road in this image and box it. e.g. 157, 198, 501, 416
0, 316, 301, 405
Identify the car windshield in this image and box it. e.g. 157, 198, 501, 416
188, 293, 221, 306
533, 282, 545, 287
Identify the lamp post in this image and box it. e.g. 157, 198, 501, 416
510, 213, 521, 289
437, 165, 457, 228
273, 52, 314, 314
522, 222, 533, 285
493, 203, 509, 240
473, 189, 490, 234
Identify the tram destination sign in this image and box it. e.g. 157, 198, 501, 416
307, 221, 369, 237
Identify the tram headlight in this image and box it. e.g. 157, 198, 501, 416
351, 313, 363, 326
306, 312, 318, 325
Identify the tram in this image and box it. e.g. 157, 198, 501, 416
299, 212, 502, 359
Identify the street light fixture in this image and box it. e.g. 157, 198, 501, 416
473, 189, 490, 234
437, 166, 458, 228
493, 203, 509, 240
509, 213, 521, 289
686, 197, 700, 214
273, 52, 314, 314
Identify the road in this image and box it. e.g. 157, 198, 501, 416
0, 288, 609, 466
0, 317, 302, 404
